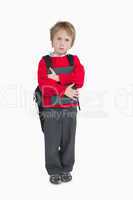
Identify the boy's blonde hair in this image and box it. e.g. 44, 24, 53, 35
50, 21, 76, 47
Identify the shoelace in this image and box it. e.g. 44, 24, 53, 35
61, 173, 71, 178
51, 174, 61, 180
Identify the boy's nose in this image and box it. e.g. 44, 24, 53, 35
60, 40, 65, 45
60, 43, 64, 47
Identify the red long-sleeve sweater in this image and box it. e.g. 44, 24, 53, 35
37, 54, 85, 108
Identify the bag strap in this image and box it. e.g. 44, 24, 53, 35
42, 55, 52, 72
67, 54, 74, 66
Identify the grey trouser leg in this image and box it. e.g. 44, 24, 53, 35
38, 106, 77, 175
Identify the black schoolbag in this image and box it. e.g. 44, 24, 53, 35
33, 54, 80, 110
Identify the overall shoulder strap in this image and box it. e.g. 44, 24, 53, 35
67, 54, 74, 66
42, 55, 52, 71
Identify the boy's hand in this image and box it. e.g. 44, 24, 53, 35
49, 67, 56, 75
64, 83, 79, 100
48, 67, 60, 82
48, 74, 60, 81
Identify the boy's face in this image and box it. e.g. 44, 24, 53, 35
51, 29, 73, 55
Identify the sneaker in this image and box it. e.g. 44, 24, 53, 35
60, 172, 72, 182
49, 174, 62, 184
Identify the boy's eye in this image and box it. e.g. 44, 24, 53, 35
57, 37, 62, 40
56, 37, 70, 42
65, 38, 70, 42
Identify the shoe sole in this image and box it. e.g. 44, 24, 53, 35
50, 180, 62, 184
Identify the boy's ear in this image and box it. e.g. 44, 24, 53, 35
69, 44, 72, 49
70, 42, 73, 48
51, 40, 53, 47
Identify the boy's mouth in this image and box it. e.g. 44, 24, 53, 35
59, 48, 65, 50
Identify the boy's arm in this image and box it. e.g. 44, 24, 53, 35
38, 58, 66, 97
58, 55, 85, 88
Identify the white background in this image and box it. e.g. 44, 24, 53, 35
0, 0, 133, 199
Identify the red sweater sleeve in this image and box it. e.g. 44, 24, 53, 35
38, 58, 66, 97
59, 55, 85, 88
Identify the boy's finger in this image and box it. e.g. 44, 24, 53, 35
49, 67, 56, 74
70, 83, 75, 87
72, 97, 78, 101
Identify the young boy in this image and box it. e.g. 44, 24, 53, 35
37, 21, 85, 184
